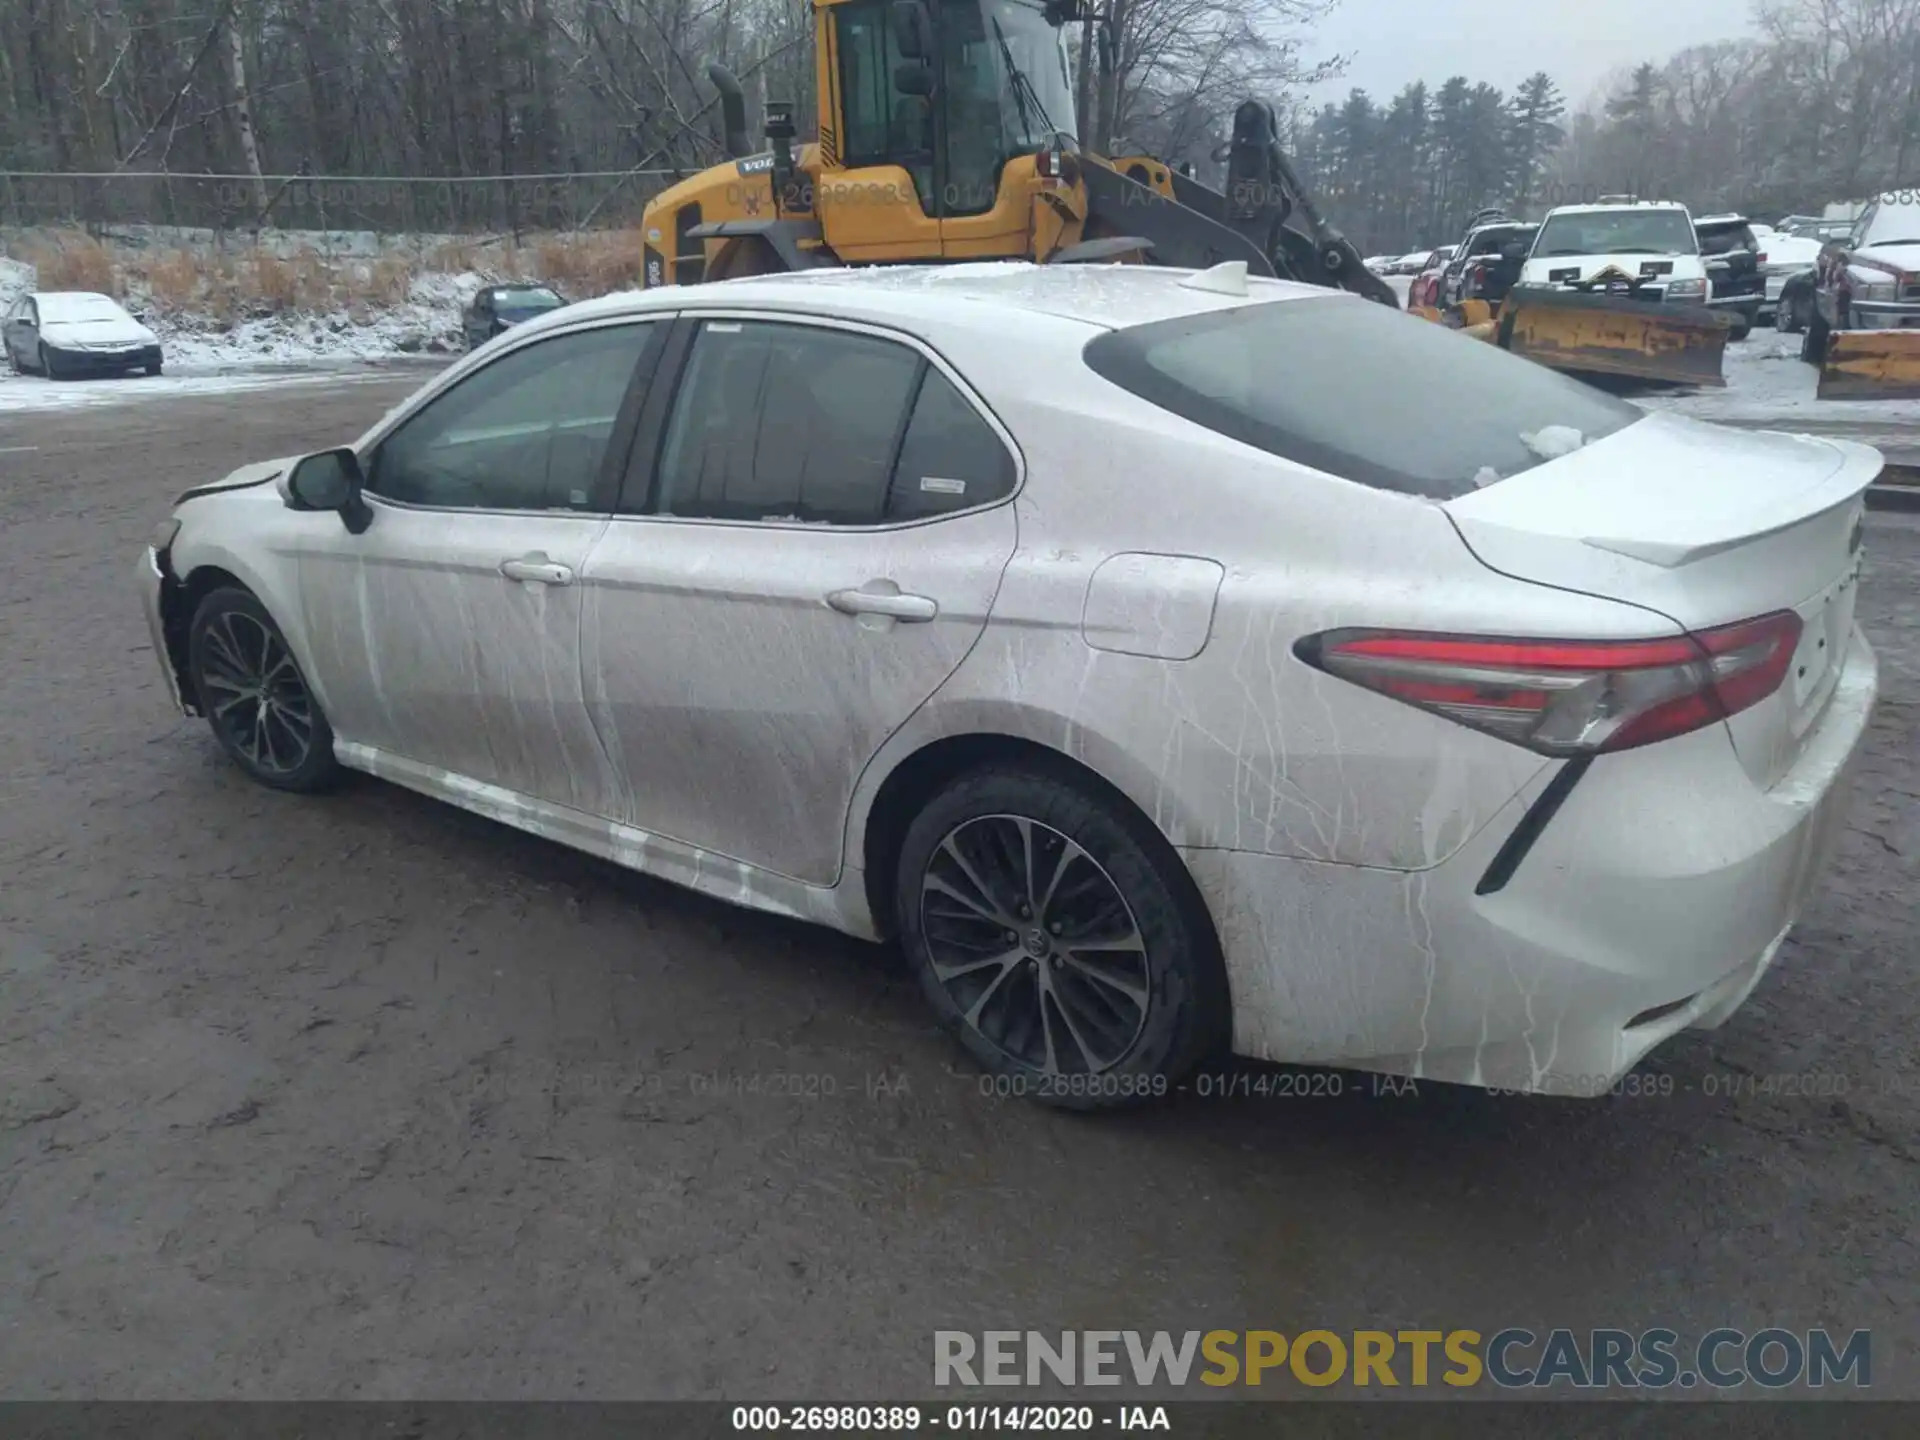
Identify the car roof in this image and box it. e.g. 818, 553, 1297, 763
1693, 214, 1750, 227
531, 262, 1345, 339
34, 290, 119, 302
1543, 201, 1691, 217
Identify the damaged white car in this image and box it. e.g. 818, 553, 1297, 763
137, 263, 1879, 1105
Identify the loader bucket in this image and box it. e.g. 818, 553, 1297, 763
1816, 330, 1920, 401
1498, 289, 1731, 387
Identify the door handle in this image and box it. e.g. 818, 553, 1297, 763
827, 585, 938, 622
501, 554, 574, 586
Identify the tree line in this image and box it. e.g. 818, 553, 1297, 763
0, 0, 1913, 242
1289, 0, 1920, 254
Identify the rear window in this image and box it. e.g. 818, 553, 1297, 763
1698, 223, 1757, 255
1082, 296, 1645, 500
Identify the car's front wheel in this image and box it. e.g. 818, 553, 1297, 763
187, 586, 342, 793
38, 343, 62, 379
895, 764, 1230, 1110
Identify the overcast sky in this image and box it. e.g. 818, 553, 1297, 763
1300, 0, 1758, 112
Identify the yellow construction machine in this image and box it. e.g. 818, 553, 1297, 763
636, 0, 1399, 306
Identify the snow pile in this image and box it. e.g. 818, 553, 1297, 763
0, 255, 33, 313
151, 269, 488, 367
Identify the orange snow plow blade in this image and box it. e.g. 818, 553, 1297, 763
1817, 330, 1920, 401
1498, 288, 1731, 387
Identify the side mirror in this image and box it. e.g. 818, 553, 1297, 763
287, 447, 372, 534
891, 0, 933, 59
893, 62, 934, 96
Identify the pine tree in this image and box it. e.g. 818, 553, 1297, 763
1509, 71, 1565, 216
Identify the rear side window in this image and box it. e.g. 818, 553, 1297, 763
1082, 296, 1644, 500
652, 319, 1017, 525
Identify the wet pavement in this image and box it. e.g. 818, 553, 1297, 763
0, 377, 1917, 1399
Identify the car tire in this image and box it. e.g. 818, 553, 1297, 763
187, 586, 343, 794
38, 343, 62, 379
145, 360, 163, 377
1729, 318, 1752, 342
894, 763, 1230, 1110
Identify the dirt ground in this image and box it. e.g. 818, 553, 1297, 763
1, 371, 1917, 1400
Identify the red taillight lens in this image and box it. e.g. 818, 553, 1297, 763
1757, 251, 1769, 264
1296, 612, 1803, 756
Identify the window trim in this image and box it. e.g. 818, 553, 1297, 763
350, 313, 672, 519
614, 306, 1025, 533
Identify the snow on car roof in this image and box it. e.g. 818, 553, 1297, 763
33, 291, 132, 320
1543, 201, 1691, 217
545, 262, 1344, 338
1693, 214, 1751, 227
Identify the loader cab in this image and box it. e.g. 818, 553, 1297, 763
822, 0, 1080, 258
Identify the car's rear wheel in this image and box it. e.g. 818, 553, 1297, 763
187, 587, 342, 793
894, 764, 1229, 1110
145, 359, 163, 377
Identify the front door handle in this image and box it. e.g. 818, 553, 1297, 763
827, 584, 938, 622
501, 554, 574, 586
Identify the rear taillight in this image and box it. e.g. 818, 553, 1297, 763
1295, 612, 1802, 756
1757, 251, 1769, 264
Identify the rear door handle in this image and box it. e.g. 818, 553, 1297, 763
501, 554, 574, 586
827, 585, 938, 622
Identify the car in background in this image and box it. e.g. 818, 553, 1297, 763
1439, 220, 1537, 310
1803, 194, 1920, 360
1364, 255, 1395, 275
2, 291, 163, 378
462, 283, 569, 350
1518, 201, 1710, 305
136, 261, 1879, 1105
1786, 217, 1857, 244
1389, 250, 1433, 275
1407, 248, 1451, 308
1695, 214, 1766, 340
1760, 231, 1826, 330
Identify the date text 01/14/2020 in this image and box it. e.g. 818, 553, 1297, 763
729, 1404, 1170, 1431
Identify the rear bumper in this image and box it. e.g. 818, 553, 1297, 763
1185, 627, 1878, 1094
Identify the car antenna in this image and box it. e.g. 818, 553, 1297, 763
1179, 260, 1249, 296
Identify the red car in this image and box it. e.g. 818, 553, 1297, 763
1406, 248, 1452, 308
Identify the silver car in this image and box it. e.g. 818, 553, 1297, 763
139, 263, 1878, 1106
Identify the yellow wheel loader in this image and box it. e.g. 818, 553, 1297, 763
636, 0, 1399, 308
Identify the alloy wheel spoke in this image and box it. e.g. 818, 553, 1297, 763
930, 945, 1022, 986
1060, 952, 1150, 1011
933, 838, 1017, 929
963, 952, 1025, 1029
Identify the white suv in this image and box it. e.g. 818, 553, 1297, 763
1517, 201, 1710, 304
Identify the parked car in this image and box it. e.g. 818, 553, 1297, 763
1694, 213, 1766, 340
1439, 220, 1537, 310
462, 283, 569, 350
1518, 201, 1710, 305
1407, 249, 1449, 308
1785, 218, 1856, 244
2, 290, 163, 378
1804, 194, 1920, 360
137, 262, 1880, 1105
1760, 233, 1825, 329
1390, 250, 1432, 275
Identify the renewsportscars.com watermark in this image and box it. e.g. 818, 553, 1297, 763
933, 1328, 1871, 1391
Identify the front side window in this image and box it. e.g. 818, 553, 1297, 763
941, 0, 1078, 216
1534, 209, 1698, 256
368, 321, 656, 511
652, 319, 1016, 525
1084, 296, 1645, 500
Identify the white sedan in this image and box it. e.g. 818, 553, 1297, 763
136, 261, 1879, 1105
2, 290, 163, 378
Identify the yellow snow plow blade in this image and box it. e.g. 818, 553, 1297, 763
1498, 289, 1731, 387
1817, 330, 1920, 401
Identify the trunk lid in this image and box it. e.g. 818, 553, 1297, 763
1443, 411, 1878, 786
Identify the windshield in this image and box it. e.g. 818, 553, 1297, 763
942, 0, 1076, 173
1534, 209, 1698, 257
1863, 201, 1920, 246
495, 287, 563, 313
37, 293, 130, 324
1082, 297, 1644, 500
